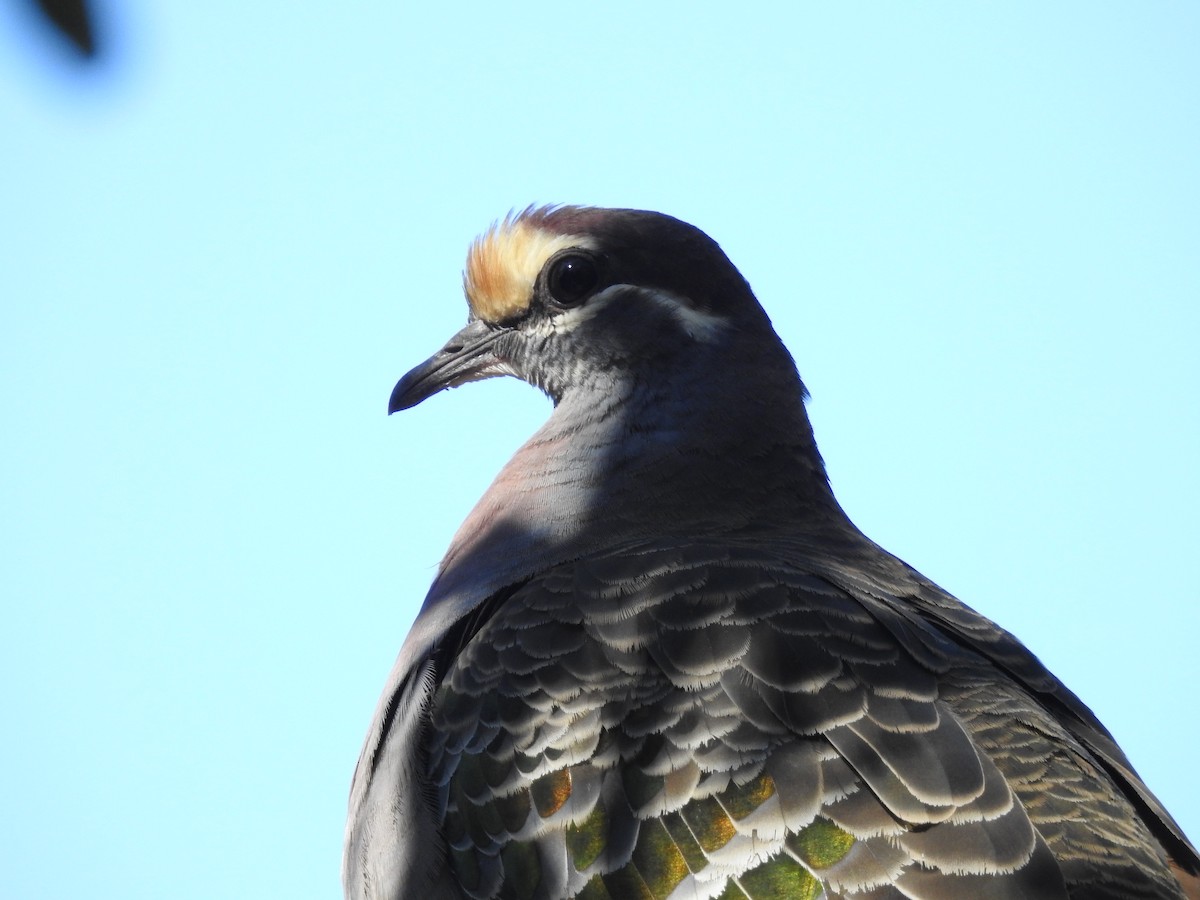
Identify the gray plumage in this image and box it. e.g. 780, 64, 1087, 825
345, 206, 1198, 900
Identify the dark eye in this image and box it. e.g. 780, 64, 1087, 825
547, 254, 599, 307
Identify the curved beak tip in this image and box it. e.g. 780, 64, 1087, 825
387, 380, 408, 415
388, 365, 431, 414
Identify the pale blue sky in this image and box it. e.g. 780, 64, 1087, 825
2, 4, 1197, 898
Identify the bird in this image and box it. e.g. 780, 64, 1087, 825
344, 205, 1198, 900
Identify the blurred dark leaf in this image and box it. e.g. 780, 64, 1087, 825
33, 0, 97, 58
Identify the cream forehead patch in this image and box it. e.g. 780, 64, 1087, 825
463, 215, 594, 322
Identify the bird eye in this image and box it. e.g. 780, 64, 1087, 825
547, 254, 599, 307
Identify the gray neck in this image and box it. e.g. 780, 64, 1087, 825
408, 350, 850, 658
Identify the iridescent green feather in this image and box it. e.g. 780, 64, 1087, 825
787, 818, 855, 870
565, 802, 608, 871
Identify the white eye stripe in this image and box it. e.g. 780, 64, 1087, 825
527, 285, 728, 341
643, 289, 727, 341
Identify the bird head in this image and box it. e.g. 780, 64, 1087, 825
388, 205, 795, 414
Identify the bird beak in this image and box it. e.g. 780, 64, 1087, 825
388, 318, 511, 414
